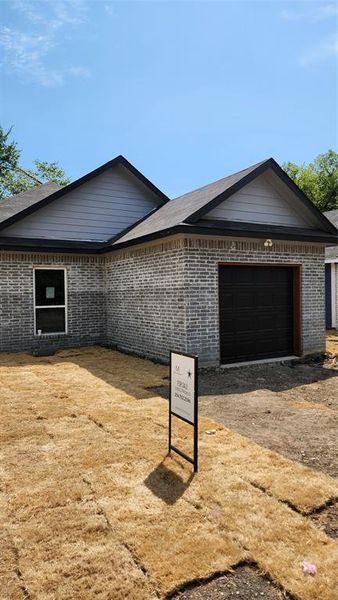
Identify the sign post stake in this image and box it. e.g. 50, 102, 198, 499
193, 356, 198, 472
168, 351, 198, 473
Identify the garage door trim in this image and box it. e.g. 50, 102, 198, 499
218, 262, 302, 363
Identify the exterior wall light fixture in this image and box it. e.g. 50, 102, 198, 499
264, 239, 273, 248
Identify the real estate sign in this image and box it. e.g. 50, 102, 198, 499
169, 351, 198, 472
170, 352, 196, 424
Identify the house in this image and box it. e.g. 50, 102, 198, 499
324, 209, 338, 329
0, 155, 337, 366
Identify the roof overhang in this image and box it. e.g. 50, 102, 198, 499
108, 223, 337, 251
0, 237, 104, 254
1, 222, 336, 255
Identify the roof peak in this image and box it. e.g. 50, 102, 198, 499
174, 158, 271, 201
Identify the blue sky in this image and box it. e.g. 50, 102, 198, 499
0, 0, 337, 197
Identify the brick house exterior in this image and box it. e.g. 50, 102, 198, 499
106, 236, 326, 365
0, 156, 336, 365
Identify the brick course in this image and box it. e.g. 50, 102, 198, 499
105, 240, 187, 362
0, 236, 326, 363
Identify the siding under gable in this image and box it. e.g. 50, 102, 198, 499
204, 171, 316, 228
1, 165, 161, 241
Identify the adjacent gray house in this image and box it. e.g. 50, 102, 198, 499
0, 155, 337, 366
324, 209, 338, 329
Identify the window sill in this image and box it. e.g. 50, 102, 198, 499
34, 332, 68, 338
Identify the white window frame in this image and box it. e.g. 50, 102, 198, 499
33, 267, 68, 336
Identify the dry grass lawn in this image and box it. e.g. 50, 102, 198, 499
0, 347, 337, 600
326, 329, 338, 358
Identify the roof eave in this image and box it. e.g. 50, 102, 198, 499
1, 222, 335, 255
0, 237, 104, 254
104, 223, 337, 252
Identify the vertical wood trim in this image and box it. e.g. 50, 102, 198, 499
293, 265, 302, 356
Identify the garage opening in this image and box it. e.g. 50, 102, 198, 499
219, 264, 300, 364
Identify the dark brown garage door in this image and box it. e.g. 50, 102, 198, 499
219, 265, 295, 364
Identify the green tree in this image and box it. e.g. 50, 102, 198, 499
283, 150, 338, 212
0, 125, 70, 198
0, 126, 20, 178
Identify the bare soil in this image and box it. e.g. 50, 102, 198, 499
174, 565, 291, 600
198, 359, 338, 478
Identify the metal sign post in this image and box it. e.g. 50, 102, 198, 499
169, 350, 198, 472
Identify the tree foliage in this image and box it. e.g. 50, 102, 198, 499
0, 126, 70, 198
0, 126, 20, 178
283, 150, 338, 212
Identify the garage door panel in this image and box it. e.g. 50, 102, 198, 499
219, 293, 234, 309
219, 265, 295, 363
233, 293, 255, 309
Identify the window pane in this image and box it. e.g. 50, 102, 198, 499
35, 270, 65, 306
36, 308, 66, 334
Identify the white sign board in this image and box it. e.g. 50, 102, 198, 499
46, 286, 55, 299
170, 352, 196, 424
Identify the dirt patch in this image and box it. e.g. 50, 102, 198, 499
174, 565, 291, 600
310, 502, 338, 539
196, 360, 338, 478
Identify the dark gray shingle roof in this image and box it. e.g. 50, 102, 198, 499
324, 209, 338, 260
325, 209, 338, 227
0, 182, 61, 225
113, 159, 267, 245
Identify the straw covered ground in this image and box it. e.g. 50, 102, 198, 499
326, 329, 338, 360
0, 347, 337, 600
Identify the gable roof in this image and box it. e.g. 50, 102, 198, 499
0, 182, 61, 225
0, 155, 169, 232
0, 156, 337, 253
112, 158, 337, 247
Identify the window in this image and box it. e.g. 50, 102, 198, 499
34, 268, 67, 335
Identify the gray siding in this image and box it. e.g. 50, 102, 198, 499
324, 209, 338, 260
205, 172, 313, 228
1, 165, 160, 241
